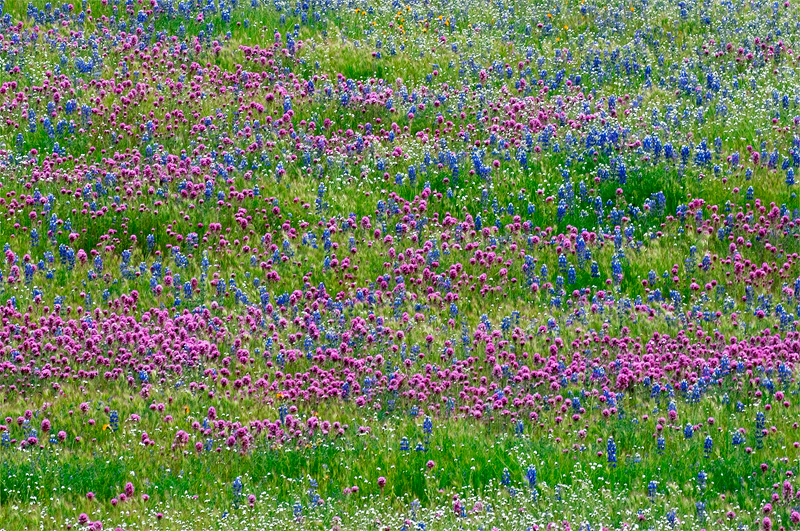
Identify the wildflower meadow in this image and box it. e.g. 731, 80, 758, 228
1, 0, 800, 529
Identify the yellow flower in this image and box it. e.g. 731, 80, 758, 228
102, 424, 110, 431
277, 392, 283, 399
184, 406, 190, 414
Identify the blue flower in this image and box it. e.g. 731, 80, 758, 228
400, 437, 410, 451
526, 465, 537, 489
232, 477, 243, 508
703, 436, 713, 458
697, 470, 707, 491
607, 437, 617, 467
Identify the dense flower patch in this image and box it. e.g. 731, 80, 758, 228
1, 0, 800, 529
